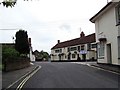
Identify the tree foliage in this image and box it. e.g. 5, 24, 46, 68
15, 30, 30, 54
34, 50, 50, 60
0, 0, 35, 8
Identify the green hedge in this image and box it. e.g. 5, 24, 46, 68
2, 45, 20, 62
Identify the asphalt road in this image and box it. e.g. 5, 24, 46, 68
21, 62, 119, 88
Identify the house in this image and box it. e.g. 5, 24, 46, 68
51, 32, 97, 61
28, 38, 35, 62
90, 1, 120, 65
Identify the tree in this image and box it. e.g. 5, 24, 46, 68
0, 0, 36, 8
15, 30, 30, 54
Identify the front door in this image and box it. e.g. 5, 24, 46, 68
107, 44, 112, 64
82, 54, 86, 61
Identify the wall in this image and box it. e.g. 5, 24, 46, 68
51, 44, 97, 61
95, 5, 119, 65
4, 58, 30, 72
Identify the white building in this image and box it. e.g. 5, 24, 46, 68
51, 32, 97, 61
90, 1, 120, 65
28, 38, 35, 62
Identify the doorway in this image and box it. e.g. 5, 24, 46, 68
82, 54, 86, 61
107, 44, 112, 64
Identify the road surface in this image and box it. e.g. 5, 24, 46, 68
17, 62, 120, 88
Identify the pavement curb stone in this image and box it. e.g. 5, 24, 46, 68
91, 64, 120, 74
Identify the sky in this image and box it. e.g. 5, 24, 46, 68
0, 0, 109, 54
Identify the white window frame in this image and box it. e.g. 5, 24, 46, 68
98, 42, 105, 59
116, 3, 120, 25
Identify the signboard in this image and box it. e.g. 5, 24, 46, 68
80, 50, 87, 54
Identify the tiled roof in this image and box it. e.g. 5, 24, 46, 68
51, 33, 96, 49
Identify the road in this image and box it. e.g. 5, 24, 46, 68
19, 62, 119, 88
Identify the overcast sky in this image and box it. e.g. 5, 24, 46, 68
0, 0, 109, 54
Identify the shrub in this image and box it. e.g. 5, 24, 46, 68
2, 45, 20, 61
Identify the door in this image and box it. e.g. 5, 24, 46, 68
107, 44, 112, 64
82, 54, 86, 61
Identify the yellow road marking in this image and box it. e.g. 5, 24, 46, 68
16, 66, 41, 90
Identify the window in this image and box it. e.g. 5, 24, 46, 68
72, 54, 76, 58
91, 44, 97, 48
87, 43, 91, 50
98, 42, 105, 58
55, 49, 62, 53
81, 45, 84, 50
60, 49, 62, 53
70, 47, 77, 51
118, 36, 120, 58
55, 49, 59, 53
116, 4, 120, 25
67, 47, 70, 52
78, 46, 80, 51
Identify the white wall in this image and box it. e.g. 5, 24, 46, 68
95, 5, 119, 65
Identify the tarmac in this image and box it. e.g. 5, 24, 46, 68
2, 61, 120, 89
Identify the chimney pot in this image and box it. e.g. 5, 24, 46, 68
58, 40, 60, 43
80, 31, 85, 38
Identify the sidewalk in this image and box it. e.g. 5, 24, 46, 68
73, 61, 120, 74
2, 63, 39, 89
90, 63, 120, 74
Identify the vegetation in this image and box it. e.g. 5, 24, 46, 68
2, 45, 20, 61
34, 50, 50, 61
15, 30, 30, 55
0, 0, 36, 8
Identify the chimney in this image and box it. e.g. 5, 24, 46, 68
80, 31, 85, 38
58, 40, 60, 43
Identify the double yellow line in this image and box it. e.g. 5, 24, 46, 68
16, 66, 41, 90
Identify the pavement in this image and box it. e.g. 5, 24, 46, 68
72, 61, 120, 74
2, 62, 39, 89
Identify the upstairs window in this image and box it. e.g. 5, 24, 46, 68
116, 4, 120, 25
91, 44, 97, 48
70, 47, 77, 51
87, 43, 91, 50
67, 47, 70, 52
81, 45, 84, 50
55, 49, 62, 53
78, 46, 80, 51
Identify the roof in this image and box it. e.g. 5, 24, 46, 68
90, 2, 117, 23
51, 33, 95, 50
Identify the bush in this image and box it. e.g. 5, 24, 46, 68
2, 45, 20, 61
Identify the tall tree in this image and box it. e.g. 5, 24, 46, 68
15, 30, 30, 54
0, 0, 37, 8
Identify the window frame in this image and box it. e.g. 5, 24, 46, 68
116, 3, 120, 26
72, 54, 76, 58
98, 42, 105, 59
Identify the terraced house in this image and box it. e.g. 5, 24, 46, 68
90, 1, 120, 65
51, 32, 97, 61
